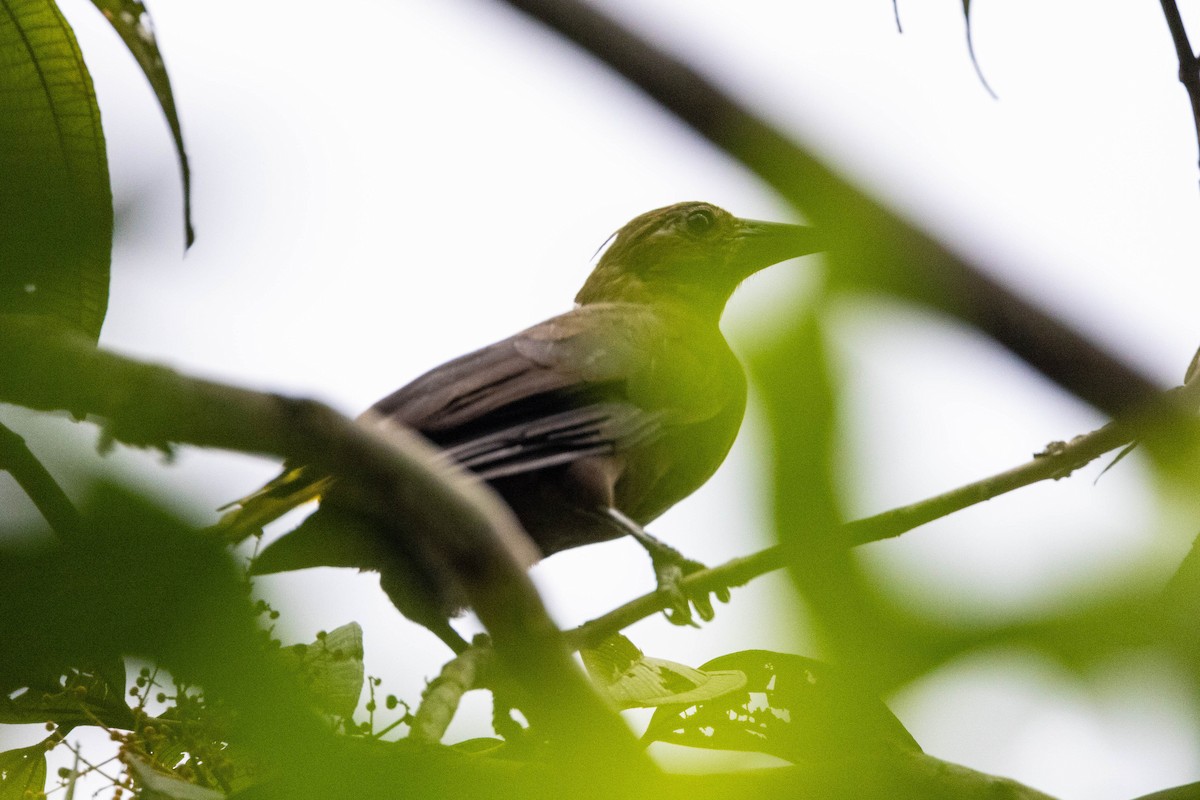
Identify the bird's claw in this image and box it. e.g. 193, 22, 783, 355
651, 550, 730, 627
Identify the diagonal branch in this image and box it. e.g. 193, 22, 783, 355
566, 377, 1199, 650
496, 0, 1178, 430
1159, 0, 1200, 175
0, 316, 646, 771
0, 420, 81, 542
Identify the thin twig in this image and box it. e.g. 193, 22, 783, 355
0, 420, 81, 542
1159, 0, 1200, 176
566, 385, 1193, 650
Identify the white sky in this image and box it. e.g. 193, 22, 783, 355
3, 1, 1200, 798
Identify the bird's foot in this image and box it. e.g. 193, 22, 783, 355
649, 543, 732, 627
599, 507, 732, 626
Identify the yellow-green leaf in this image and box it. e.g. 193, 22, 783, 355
0, 0, 112, 341
0, 745, 47, 799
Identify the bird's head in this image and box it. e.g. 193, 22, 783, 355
575, 202, 821, 316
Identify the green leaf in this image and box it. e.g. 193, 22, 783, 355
88, 0, 193, 247
0, 744, 47, 800
0, 0, 113, 341
278, 623, 365, 720
643, 650, 920, 763
581, 634, 746, 710
128, 755, 225, 800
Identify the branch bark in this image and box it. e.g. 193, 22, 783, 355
1159, 0, 1200, 176
496, 0, 1178, 429
567, 379, 1198, 650
0, 317, 645, 771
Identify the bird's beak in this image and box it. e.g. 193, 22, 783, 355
733, 218, 823, 277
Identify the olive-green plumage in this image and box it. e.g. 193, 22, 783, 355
221, 202, 820, 651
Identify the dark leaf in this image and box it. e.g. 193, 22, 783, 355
88, 0, 193, 247
0, 662, 134, 729
644, 650, 920, 763
0, 0, 113, 340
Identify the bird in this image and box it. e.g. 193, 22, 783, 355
219, 202, 822, 652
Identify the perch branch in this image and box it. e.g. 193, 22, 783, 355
0, 317, 644, 768
567, 377, 1200, 650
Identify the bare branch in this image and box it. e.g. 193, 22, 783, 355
1159, 0, 1200, 177
567, 379, 1198, 650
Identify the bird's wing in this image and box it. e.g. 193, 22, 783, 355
221, 304, 731, 534
362, 304, 721, 479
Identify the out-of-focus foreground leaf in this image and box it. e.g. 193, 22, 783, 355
644, 650, 920, 763
88, 0, 192, 247
0, 744, 47, 800
747, 293, 898, 670
0, 0, 112, 341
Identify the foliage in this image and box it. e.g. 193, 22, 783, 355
1, 2, 1199, 800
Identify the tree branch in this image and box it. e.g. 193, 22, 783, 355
0, 317, 646, 770
1159, 0, 1200, 176
496, 0, 1179, 429
410, 643, 491, 744
567, 379, 1197, 650
0, 420, 81, 542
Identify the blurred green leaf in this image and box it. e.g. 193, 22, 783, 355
0, 0, 112, 341
1130, 781, 1200, 800
278, 623, 365, 720
0, 744, 47, 799
581, 634, 745, 710
747, 297, 871, 655
644, 650, 920, 763
88, 0, 193, 247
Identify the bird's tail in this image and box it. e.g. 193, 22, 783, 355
216, 465, 333, 543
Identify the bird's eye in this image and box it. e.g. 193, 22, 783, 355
684, 209, 715, 236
